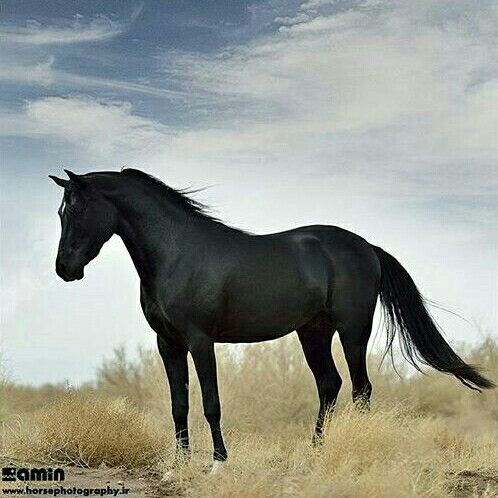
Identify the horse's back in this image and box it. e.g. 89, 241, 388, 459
260, 224, 380, 279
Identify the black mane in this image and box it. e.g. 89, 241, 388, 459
121, 168, 219, 222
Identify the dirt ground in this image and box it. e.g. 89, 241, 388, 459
0, 457, 177, 497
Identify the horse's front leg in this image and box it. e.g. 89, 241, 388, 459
188, 335, 227, 470
157, 336, 190, 461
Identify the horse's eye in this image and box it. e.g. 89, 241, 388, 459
63, 192, 80, 213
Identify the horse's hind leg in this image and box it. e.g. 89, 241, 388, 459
297, 317, 342, 444
337, 316, 374, 406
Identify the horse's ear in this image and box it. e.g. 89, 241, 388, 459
64, 169, 83, 186
49, 175, 69, 188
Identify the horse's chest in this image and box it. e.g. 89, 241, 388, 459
140, 286, 173, 330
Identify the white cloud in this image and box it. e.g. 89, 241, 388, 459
164, 0, 498, 153
1, 22, 120, 45
25, 97, 171, 159
0, 4, 144, 45
0, 4, 167, 96
56, 72, 183, 99
146, 0, 498, 213
0, 56, 56, 86
5, 0, 497, 202
274, 13, 313, 27
0, 54, 180, 99
436, 80, 498, 150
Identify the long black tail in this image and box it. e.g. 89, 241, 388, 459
373, 246, 494, 391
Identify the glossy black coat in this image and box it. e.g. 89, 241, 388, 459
50, 169, 494, 464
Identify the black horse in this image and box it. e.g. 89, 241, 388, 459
50, 168, 494, 472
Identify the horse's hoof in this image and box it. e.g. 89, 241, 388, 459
210, 460, 225, 475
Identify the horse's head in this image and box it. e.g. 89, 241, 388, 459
49, 170, 118, 282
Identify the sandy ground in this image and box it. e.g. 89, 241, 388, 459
0, 457, 176, 497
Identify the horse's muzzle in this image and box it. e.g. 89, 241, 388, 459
56, 259, 84, 281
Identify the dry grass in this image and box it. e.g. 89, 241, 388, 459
163, 405, 497, 498
4, 393, 162, 468
1, 334, 497, 497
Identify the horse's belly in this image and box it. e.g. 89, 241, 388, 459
212, 292, 324, 342
214, 329, 294, 343
213, 322, 306, 343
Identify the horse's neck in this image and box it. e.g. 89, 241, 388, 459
113, 191, 197, 284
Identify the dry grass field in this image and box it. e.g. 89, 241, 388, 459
1, 334, 497, 497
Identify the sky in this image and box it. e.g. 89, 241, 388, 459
0, 0, 497, 385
